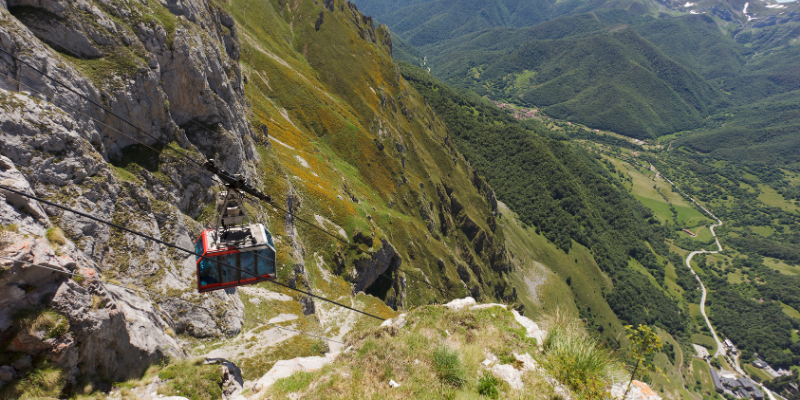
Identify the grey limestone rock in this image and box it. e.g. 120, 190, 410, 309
0, 156, 50, 235
0, 0, 246, 338
0, 228, 184, 384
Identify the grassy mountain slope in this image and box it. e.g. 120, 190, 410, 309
227, 0, 524, 316
351, 0, 677, 48
629, 14, 748, 83
354, 0, 800, 161
352, 0, 554, 47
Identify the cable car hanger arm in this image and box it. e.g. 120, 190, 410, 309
203, 159, 272, 203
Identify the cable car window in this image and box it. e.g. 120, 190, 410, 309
241, 251, 256, 279
256, 249, 276, 276
220, 253, 238, 283
198, 257, 218, 287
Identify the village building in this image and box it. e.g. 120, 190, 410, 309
710, 367, 764, 400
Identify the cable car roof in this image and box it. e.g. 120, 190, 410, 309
202, 224, 274, 254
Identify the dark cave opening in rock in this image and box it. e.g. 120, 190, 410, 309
365, 270, 394, 300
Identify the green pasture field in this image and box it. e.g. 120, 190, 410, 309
727, 270, 745, 284
691, 359, 717, 399
651, 329, 699, 400
751, 225, 776, 237
781, 302, 800, 320
691, 334, 717, 352
758, 184, 800, 213
675, 204, 713, 227
634, 195, 675, 222
629, 258, 667, 293
744, 364, 774, 383
764, 258, 800, 275
664, 259, 686, 302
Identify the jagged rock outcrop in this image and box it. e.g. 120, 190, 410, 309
1, 158, 183, 386
0, 0, 254, 333
0, 228, 183, 386
353, 239, 403, 304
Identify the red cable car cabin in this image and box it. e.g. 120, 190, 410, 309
195, 188, 276, 292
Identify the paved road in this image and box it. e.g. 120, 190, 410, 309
651, 165, 787, 400
685, 219, 725, 358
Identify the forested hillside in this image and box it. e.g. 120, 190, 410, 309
353, 0, 800, 163
427, 14, 719, 139
401, 64, 688, 338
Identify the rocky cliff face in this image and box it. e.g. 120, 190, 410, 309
0, 0, 256, 391
0, 158, 183, 389
0, 0, 248, 339
0, 0, 525, 396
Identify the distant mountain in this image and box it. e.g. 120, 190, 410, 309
353, 0, 800, 50
352, 0, 800, 152
427, 14, 720, 139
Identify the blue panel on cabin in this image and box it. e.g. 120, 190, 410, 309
256, 248, 276, 276
241, 251, 256, 278
220, 253, 238, 283
198, 256, 218, 286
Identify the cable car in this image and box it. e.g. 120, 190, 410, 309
195, 187, 276, 292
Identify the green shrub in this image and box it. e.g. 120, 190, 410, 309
432, 344, 465, 387
543, 311, 617, 400
477, 373, 500, 398
157, 359, 223, 400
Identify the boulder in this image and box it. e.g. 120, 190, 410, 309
254, 353, 337, 391
470, 303, 507, 311
0, 365, 17, 382
0, 156, 50, 233
379, 313, 407, 329
491, 363, 523, 390
444, 297, 476, 310
512, 310, 547, 345
51, 280, 184, 383
610, 380, 662, 400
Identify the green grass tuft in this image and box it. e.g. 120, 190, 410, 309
0, 361, 65, 400
543, 310, 617, 400
432, 344, 466, 387
477, 373, 500, 398
45, 227, 67, 247
272, 371, 314, 395
1, 223, 19, 232
157, 359, 223, 400
16, 308, 70, 340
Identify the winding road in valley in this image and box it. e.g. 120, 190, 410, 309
652, 165, 785, 400
649, 164, 727, 355
685, 218, 725, 358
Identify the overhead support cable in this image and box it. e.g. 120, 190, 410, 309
0, 184, 385, 321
